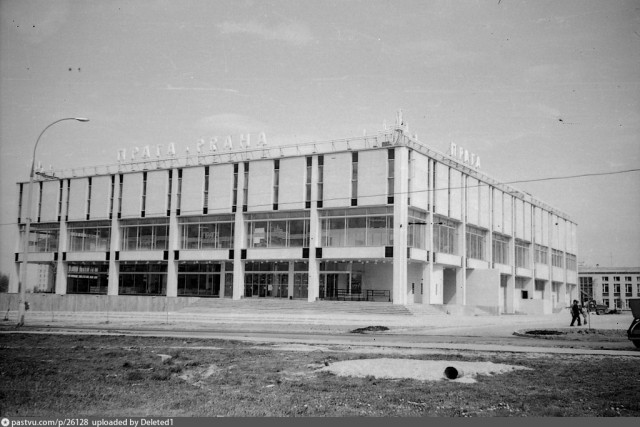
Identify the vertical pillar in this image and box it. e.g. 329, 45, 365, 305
107, 174, 120, 296
166, 186, 179, 298
232, 162, 247, 300
457, 174, 467, 306
308, 155, 319, 301
55, 220, 68, 294
507, 195, 516, 313
392, 143, 409, 305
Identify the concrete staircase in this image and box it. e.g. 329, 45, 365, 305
181, 298, 414, 316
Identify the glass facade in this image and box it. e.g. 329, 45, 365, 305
22, 223, 59, 253
180, 215, 235, 249
534, 244, 548, 264
68, 221, 111, 252
121, 218, 169, 251
246, 211, 310, 248
408, 209, 427, 249
492, 234, 509, 265
515, 239, 530, 269
67, 263, 108, 294
118, 263, 167, 295
552, 249, 564, 268
177, 263, 224, 297
320, 207, 393, 247
466, 225, 486, 260
434, 217, 457, 255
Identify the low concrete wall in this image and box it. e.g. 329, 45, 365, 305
0, 293, 200, 313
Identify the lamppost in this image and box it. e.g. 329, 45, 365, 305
17, 117, 90, 327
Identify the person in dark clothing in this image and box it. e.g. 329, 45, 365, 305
570, 300, 583, 326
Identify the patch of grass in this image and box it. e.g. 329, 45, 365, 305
0, 333, 639, 417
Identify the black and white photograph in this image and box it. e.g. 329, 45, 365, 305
1, 0, 639, 419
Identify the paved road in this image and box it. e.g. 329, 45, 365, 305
1, 309, 637, 356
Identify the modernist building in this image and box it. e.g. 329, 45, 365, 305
11, 115, 578, 315
579, 266, 640, 311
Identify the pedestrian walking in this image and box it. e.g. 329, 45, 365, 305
570, 300, 583, 326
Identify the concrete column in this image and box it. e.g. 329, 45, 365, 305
55, 217, 68, 294
392, 144, 409, 305
308, 155, 319, 301
232, 162, 246, 299
166, 176, 179, 297
107, 175, 120, 296
457, 174, 467, 306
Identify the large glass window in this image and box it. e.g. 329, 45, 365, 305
118, 263, 167, 295
492, 234, 510, 265
177, 263, 222, 297
120, 218, 169, 251
407, 209, 427, 249
566, 253, 577, 271
534, 244, 548, 264
320, 207, 393, 247
602, 283, 609, 296
21, 223, 59, 253
579, 276, 593, 301
434, 217, 458, 255
246, 211, 310, 248
515, 239, 530, 268
179, 215, 235, 249
68, 221, 111, 252
466, 225, 486, 260
552, 249, 564, 268
67, 263, 108, 294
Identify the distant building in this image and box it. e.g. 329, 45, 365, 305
579, 266, 640, 310
12, 115, 578, 315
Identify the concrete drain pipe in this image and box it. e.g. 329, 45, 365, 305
444, 366, 464, 380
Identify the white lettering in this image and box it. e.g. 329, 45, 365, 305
241, 133, 250, 149
449, 142, 481, 169
115, 133, 267, 161
257, 132, 267, 146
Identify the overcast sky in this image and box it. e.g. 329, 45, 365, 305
1, 0, 639, 276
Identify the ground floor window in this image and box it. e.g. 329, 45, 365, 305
177, 263, 228, 297
243, 261, 308, 298
118, 263, 167, 295
319, 262, 366, 299
67, 263, 108, 294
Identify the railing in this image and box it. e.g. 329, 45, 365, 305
366, 290, 391, 302
323, 289, 391, 302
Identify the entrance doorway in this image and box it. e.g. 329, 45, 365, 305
319, 273, 350, 299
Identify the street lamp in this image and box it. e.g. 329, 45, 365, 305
17, 117, 90, 327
